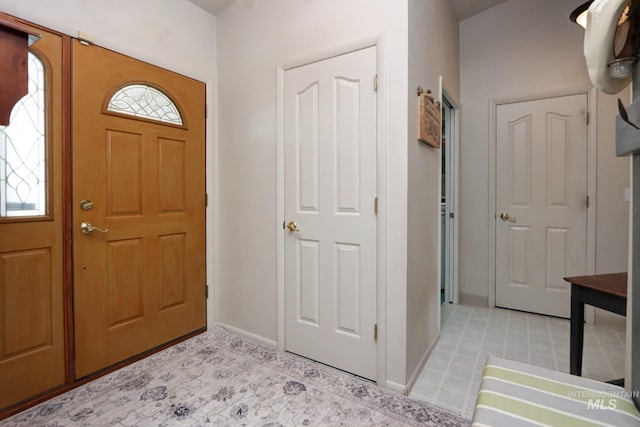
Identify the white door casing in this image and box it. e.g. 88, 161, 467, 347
495, 94, 588, 318
284, 46, 377, 380
441, 91, 459, 305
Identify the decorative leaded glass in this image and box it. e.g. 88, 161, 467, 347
0, 52, 46, 217
107, 84, 183, 125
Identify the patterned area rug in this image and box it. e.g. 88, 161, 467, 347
2, 327, 470, 426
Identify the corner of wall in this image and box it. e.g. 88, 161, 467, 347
460, 293, 489, 307
405, 331, 440, 395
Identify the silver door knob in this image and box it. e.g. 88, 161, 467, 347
80, 222, 109, 234
499, 212, 516, 223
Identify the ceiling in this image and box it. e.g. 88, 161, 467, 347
450, 0, 508, 21
187, 0, 235, 16
187, 0, 508, 21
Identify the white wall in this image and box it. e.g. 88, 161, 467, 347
215, 0, 410, 387
459, 0, 629, 306
0, 0, 216, 83
0, 0, 219, 327
406, 0, 459, 384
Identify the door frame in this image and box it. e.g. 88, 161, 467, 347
276, 35, 386, 385
439, 85, 460, 306
488, 88, 597, 320
0, 13, 211, 419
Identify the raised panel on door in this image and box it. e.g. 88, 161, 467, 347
335, 78, 361, 214
546, 228, 569, 291
159, 233, 187, 311
0, 26, 65, 410
158, 138, 186, 213
507, 226, 530, 287
547, 114, 570, 207
106, 130, 142, 216
297, 239, 320, 325
107, 239, 144, 327
496, 95, 587, 317
1, 250, 52, 356
284, 46, 377, 380
335, 243, 361, 336
73, 40, 206, 378
296, 82, 320, 213
508, 116, 531, 207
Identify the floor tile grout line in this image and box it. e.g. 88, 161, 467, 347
434, 303, 464, 407
590, 324, 618, 379
464, 305, 491, 413
409, 303, 626, 420
526, 312, 532, 365
436, 303, 474, 416
548, 315, 560, 371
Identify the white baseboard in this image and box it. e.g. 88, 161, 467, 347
385, 380, 408, 396
405, 332, 440, 395
594, 309, 626, 328
460, 292, 489, 307
215, 322, 277, 348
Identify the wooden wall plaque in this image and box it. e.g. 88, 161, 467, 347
418, 89, 441, 148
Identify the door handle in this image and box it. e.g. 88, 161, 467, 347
80, 222, 109, 234
499, 212, 516, 223
286, 221, 301, 232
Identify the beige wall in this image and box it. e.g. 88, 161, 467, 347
459, 0, 629, 307
406, 0, 459, 385
0, 0, 216, 83
215, 0, 412, 388
2, 0, 455, 392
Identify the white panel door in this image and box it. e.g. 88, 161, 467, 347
284, 47, 377, 380
496, 94, 588, 318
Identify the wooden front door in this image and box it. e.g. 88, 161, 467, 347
0, 27, 65, 408
72, 40, 206, 378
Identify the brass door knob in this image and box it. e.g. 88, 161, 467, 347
286, 221, 300, 232
80, 222, 109, 234
499, 212, 516, 223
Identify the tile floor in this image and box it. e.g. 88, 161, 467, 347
409, 303, 627, 419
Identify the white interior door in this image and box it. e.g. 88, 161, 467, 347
284, 47, 377, 380
496, 94, 588, 318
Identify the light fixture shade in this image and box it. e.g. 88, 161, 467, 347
609, 57, 635, 78
571, 0, 594, 28
584, 0, 634, 94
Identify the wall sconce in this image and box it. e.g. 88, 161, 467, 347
572, 0, 639, 86
570, 1, 593, 28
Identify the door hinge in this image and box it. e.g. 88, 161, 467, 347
374, 74, 378, 92
449, 212, 455, 219
205, 193, 209, 207
586, 195, 590, 208
206, 104, 209, 119
374, 197, 378, 215
206, 285, 209, 299
586, 112, 590, 125
374, 324, 378, 342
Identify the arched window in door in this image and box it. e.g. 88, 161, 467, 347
0, 51, 46, 217
106, 83, 183, 126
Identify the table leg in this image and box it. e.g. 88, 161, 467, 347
570, 284, 584, 376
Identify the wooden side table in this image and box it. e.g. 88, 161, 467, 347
564, 273, 627, 383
